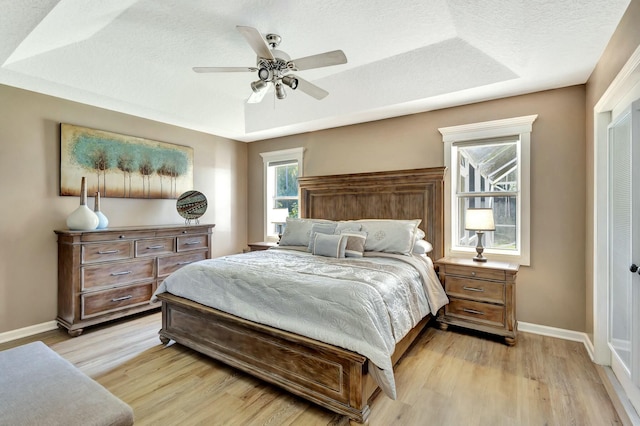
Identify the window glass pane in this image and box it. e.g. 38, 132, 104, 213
457, 142, 518, 193
275, 163, 298, 197
274, 199, 298, 218
457, 196, 517, 251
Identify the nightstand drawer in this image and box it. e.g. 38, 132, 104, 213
445, 276, 505, 304
445, 264, 506, 281
446, 298, 505, 328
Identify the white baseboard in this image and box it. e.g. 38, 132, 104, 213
518, 321, 595, 361
0, 321, 58, 344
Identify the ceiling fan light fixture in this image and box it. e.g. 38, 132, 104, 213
282, 75, 298, 90
251, 80, 268, 93
258, 67, 271, 81
275, 82, 287, 99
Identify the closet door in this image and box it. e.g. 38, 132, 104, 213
608, 98, 640, 415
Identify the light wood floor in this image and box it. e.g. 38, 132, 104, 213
0, 312, 621, 425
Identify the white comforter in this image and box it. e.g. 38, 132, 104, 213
152, 249, 448, 398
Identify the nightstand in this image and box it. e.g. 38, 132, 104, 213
435, 257, 519, 346
248, 241, 278, 251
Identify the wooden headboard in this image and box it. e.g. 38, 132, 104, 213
298, 167, 446, 260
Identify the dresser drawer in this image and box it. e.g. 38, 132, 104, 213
135, 238, 175, 257
81, 230, 155, 242
81, 241, 134, 264
82, 258, 155, 290
445, 276, 505, 304
177, 235, 208, 252
81, 283, 153, 319
445, 298, 505, 328
445, 265, 506, 281
158, 252, 207, 277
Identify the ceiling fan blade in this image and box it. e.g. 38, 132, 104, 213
294, 75, 329, 100
247, 86, 269, 104
290, 50, 347, 71
193, 67, 257, 73
236, 25, 274, 60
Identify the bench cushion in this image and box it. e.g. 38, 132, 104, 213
0, 341, 134, 426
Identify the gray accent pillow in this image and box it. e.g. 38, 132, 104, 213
307, 222, 338, 251
357, 219, 422, 255
312, 233, 348, 258
279, 218, 316, 246
341, 230, 367, 258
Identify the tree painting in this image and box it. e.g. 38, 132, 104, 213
60, 124, 193, 199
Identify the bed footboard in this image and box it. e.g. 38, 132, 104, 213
157, 293, 374, 423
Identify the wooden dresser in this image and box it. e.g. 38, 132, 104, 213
435, 257, 519, 345
55, 224, 214, 336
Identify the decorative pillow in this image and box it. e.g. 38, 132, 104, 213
412, 239, 433, 254
341, 230, 367, 258
312, 233, 348, 258
357, 219, 422, 255
307, 222, 338, 251
279, 218, 315, 247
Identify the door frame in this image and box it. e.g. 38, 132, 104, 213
593, 44, 640, 421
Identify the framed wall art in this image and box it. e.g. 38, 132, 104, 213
60, 124, 194, 199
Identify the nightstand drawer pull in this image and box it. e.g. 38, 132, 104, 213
97, 249, 119, 255
111, 295, 133, 302
462, 308, 485, 315
177, 261, 192, 265
147, 245, 165, 249
462, 286, 485, 292
110, 271, 132, 276
184, 241, 200, 245
471, 271, 476, 276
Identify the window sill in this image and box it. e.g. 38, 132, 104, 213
448, 248, 529, 266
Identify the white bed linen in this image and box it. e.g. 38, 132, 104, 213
152, 249, 448, 399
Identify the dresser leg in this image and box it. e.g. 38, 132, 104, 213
67, 328, 83, 337
504, 336, 516, 346
438, 322, 449, 331
159, 333, 171, 345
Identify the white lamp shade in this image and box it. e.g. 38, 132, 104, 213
271, 208, 289, 223
465, 208, 495, 231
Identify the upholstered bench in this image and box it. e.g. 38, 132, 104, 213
0, 341, 134, 426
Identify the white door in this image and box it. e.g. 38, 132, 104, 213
608, 98, 640, 415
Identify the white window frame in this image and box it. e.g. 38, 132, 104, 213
260, 147, 304, 242
439, 115, 537, 266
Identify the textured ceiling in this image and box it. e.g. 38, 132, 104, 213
0, 0, 631, 142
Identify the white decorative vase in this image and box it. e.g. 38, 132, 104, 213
94, 191, 109, 229
66, 177, 99, 231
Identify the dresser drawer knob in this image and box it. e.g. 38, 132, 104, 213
147, 245, 164, 250
462, 308, 485, 315
111, 295, 133, 302
119, 235, 126, 239
97, 249, 119, 255
463, 286, 484, 292
182, 230, 188, 234
110, 271, 132, 276
471, 271, 476, 276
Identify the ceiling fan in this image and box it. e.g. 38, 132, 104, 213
193, 26, 347, 103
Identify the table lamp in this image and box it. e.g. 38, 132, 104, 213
271, 208, 289, 241
465, 208, 495, 262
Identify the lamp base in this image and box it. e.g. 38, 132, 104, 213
473, 231, 488, 262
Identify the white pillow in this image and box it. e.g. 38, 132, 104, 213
279, 218, 334, 247
356, 219, 422, 255
412, 239, 433, 254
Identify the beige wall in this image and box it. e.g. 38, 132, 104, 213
0, 84, 247, 333
584, 0, 640, 338
248, 86, 587, 331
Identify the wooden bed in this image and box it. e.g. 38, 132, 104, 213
156, 167, 446, 423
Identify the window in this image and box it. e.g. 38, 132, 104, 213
260, 148, 304, 241
439, 115, 537, 265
